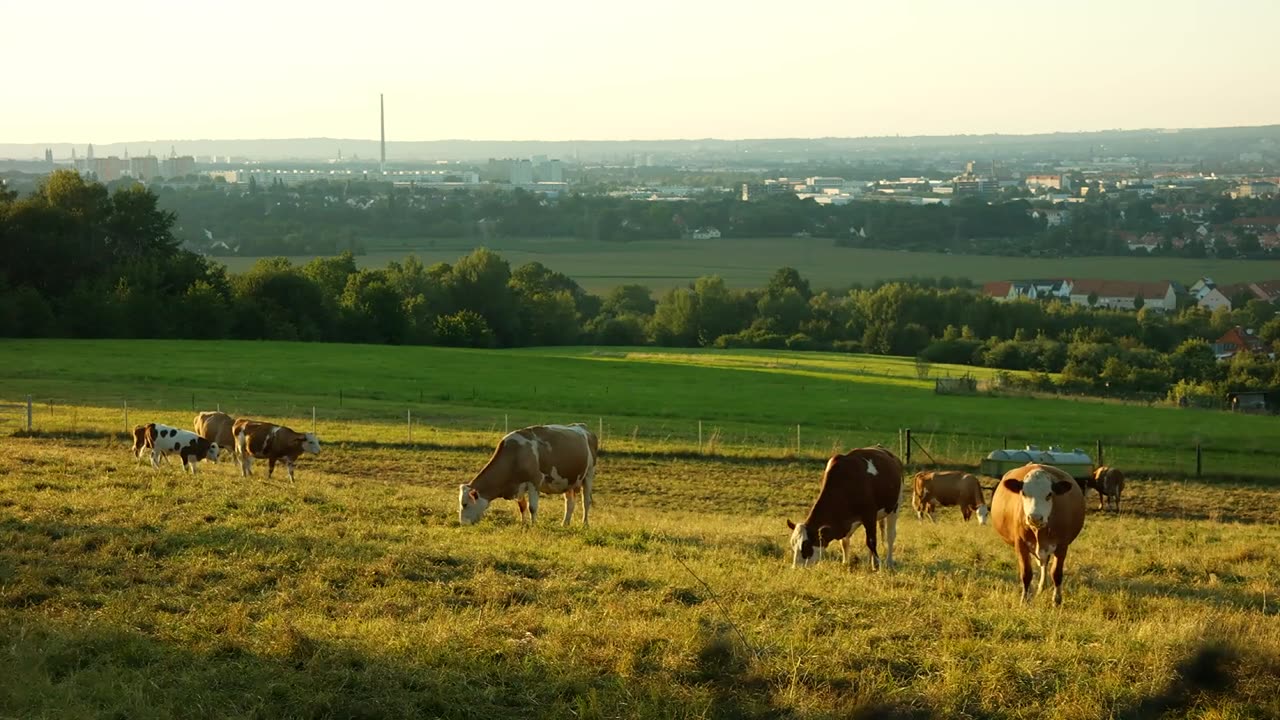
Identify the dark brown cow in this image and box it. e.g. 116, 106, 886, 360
991, 463, 1085, 605
194, 411, 235, 461
911, 470, 989, 524
233, 419, 321, 482
1087, 466, 1126, 513
785, 446, 903, 570
458, 423, 599, 527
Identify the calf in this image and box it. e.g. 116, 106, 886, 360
1088, 466, 1126, 513
912, 470, 989, 524
991, 463, 1085, 605
233, 419, 321, 482
131, 423, 175, 465
147, 424, 219, 474
786, 446, 902, 570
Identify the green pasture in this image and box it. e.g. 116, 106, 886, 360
1, 339, 1276, 480
210, 236, 1280, 293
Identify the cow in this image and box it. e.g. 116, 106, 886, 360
131, 423, 177, 465
232, 419, 320, 482
785, 446, 903, 570
911, 470, 989, 524
144, 424, 219, 473
193, 411, 236, 461
1087, 466, 1126, 513
991, 463, 1085, 605
458, 423, 598, 527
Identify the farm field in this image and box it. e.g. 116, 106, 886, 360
1, 339, 1277, 480
2, 423, 1278, 718
210, 236, 1280, 293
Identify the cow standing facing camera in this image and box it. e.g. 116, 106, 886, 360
991, 463, 1085, 605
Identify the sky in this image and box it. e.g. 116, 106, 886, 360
5, 0, 1280, 144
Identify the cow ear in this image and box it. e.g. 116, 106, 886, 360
786, 519, 796, 530
1002, 478, 1024, 493
468, 488, 479, 501
1051, 480, 1075, 496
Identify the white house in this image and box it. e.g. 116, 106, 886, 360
1068, 279, 1177, 311
1197, 287, 1232, 312
691, 227, 721, 240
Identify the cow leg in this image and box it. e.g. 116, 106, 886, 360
863, 515, 880, 571
1098, 492, 1105, 512
240, 455, 253, 478
1050, 549, 1067, 606
581, 470, 594, 527
562, 488, 576, 526
266, 457, 277, 479
883, 512, 898, 569
150, 448, 162, 470
516, 496, 530, 524
1114, 492, 1121, 514
526, 486, 540, 526
285, 457, 296, 483
839, 535, 851, 564
1016, 544, 1034, 603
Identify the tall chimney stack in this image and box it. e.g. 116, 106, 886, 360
379, 93, 386, 174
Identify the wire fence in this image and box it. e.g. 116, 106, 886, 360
1, 393, 1275, 483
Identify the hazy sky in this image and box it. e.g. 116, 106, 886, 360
6, 0, 1279, 143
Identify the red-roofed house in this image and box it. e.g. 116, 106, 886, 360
1213, 326, 1267, 360
983, 281, 1015, 302
1231, 217, 1280, 233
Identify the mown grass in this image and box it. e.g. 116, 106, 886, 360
2, 339, 1278, 480
2, 428, 1278, 719
212, 236, 1280, 293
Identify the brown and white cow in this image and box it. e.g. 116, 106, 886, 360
786, 446, 903, 570
139, 423, 219, 474
1087, 466, 1126, 513
458, 423, 598, 527
194, 411, 236, 461
912, 470, 989, 524
131, 423, 169, 464
233, 419, 321, 482
991, 463, 1085, 605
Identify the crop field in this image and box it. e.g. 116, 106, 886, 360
1, 339, 1279, 718
211, 236, 1280, 293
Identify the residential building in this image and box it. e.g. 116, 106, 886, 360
1213, 326, 1267, 360
510, 159, 534, 185
1230, 217, 1280, 234
690, 227, 721, 239
128, 155, 160, 180
982, 281, 1015, 302
1067, 279, 1177, 311
1025, 174, 1070, 191
1197, 287, 1232, 312
163, 155, 196, 178
1031, 208, 1071, 226
1234, 180, 1277, 198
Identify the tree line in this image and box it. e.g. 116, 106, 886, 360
3, 172, 1278, 405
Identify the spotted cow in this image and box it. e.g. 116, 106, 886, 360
458, 423, 599, 527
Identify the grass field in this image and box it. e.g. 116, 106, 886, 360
210, 236, 1280, 293
3, 421, 1278, 717
2, 339, 1277, 480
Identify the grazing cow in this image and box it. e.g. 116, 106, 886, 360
991, 463, 1085, 605
232, 419, 321, 482
458, 423, 598, 527
193, 411, 235, 461
145, 424, 219, 473
786, 446, 903, 570
912, 470, 989, 524
131, 423, 177, 465
1088, 466, 1126, 513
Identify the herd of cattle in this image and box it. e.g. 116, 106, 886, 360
131, 411, 321, 481
129, 415, 1128, 605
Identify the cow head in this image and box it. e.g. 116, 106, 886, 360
786, 519, 823, 568
300, 432, 321, 455
458, 484, 490, 526
206, 442, 220, 462
974, 503, 990, 525
1003, 469, 1074, 529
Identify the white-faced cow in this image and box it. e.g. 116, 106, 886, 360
1087, 466, 1126, 513
458, 423, 598, 527
131, 423, 170, 464
912, 470, 989, 524
991, 463, 1085, 605
233, 419, 321, 482
143, 423, 219, 474
786, 446, 903, 570
194, 411, 236, 462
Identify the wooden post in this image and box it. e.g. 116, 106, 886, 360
216, 403, 221, 412
1196, 443, 1202, 478
505, 414, 509, 433
26, 395, 32, 432
1002, 435, 1007, 450
796, 424, 801, 453
312, 406, 317, 434
123, 401, 128, 434
905, 428, 912, 465
698, 421, 703, 452
598, 417, 603, 442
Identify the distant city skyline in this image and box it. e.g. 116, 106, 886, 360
5, 0, 1280, 145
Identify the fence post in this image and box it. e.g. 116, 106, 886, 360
796, 424, 801, 454
598, 417, 603, 443
407, 410, 412, 443
1096, 439, 1104, 466
698, 421, 703, 452
905, 428, 912, 465
1002, 435, 1007, 450
123, 401, 128, 434
1196, 443, 1202, 478
505, 414, 509, 434
216, 403, 221, 412
26, 395, 32, 432
312, 406, 316, 434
